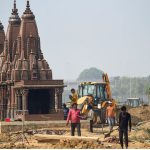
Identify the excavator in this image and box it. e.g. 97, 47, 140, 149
76, 73, 117, 132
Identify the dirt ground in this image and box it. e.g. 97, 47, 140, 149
0, 124, 149, 149
0, 106, 150, 149
128, 105, 150, 125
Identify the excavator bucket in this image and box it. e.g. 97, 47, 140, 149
77, 96, 88, 105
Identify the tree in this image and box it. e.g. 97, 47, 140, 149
77, 67, 104, 81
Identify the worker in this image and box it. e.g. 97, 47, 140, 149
87, 103, 94, 133
62, 103, 69, 120
118, 106, 131, 149
106, 101, 115, 133
66, 102, 82, 136
111, 98, 117, 123
87, 95, 94, 133
69, 88, 78, 104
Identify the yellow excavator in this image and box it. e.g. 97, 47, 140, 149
76, 73, 116, 132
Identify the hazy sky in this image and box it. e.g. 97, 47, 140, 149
0, 0, 150, 80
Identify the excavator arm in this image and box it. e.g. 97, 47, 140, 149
102, 73, 112, 100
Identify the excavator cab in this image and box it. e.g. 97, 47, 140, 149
78, 82, 108, 105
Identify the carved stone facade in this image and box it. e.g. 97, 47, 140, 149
0, 0, 64, 120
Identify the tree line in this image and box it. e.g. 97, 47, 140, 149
110, 76, 150, 104
63, 68, 150, 104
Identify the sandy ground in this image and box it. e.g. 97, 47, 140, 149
0, 124, 149, 149
0, 106, 150, 149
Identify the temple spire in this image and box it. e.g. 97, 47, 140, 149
14, 0, 16, 10
9, 0, 20, 24
12, 0, 18, 15
25, 0, 31, 12
22, 0, 35, 19
27, 0, 30, 9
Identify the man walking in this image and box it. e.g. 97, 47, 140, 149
118, 106, 131, 149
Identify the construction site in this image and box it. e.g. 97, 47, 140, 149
0, 105, 149, 149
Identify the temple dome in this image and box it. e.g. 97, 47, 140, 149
9, 0, 21, 24
22, 0, 35, 20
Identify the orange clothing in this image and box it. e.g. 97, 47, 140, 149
106, 106, 115, 117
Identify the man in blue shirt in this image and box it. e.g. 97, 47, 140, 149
118, 106, 131, 149
63, 103, 69, 120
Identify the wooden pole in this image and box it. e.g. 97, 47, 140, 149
34, 134, 99, 143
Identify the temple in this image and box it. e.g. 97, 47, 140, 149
0, 0, 64, 121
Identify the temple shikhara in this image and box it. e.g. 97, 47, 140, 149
0, 0, 64, 121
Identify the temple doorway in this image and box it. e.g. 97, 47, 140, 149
28, 89, 50, 114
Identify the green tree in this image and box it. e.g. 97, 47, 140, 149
77, 67, 103, 81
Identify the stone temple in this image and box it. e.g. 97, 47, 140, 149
0, 0, 64, 121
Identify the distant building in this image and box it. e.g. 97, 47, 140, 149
0, 0, 64, 120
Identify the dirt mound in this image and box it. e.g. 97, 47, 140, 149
128, 106, 150, 125
129, 121, 150, 144
53, 139, 105, 149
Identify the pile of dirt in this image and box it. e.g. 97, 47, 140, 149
128, 106, 150, 125
130, 121, 150, 143
53, 139, 105, 149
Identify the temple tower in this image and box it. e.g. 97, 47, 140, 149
0, 0, 64, 121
